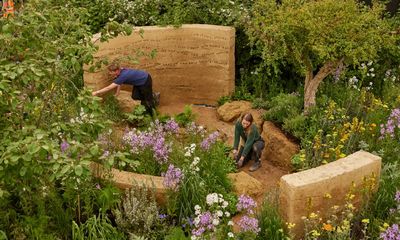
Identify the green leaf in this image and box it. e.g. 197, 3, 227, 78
20, 166, 27, 176
60, 165, 70, 176
2, 24, 11, 33
90, 145, 99, 155
74, 165, 83, 176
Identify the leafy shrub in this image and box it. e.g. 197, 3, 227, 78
103, 95, 124, 122
124, 105, 152, 128
174, 105, 197, 127
263, 93, 303, 124
256, 189, 290, 240
252, 98, 269, 109
113, 185, 167, 239
72, 213, 125, 240
282, 114, 307, 140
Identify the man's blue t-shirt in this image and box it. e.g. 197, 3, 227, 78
113, 68, 148, 86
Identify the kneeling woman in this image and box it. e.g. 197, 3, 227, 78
233, 113, 264, 172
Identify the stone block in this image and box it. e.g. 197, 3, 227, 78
84, 24, 235, 106
279, 150, 381, 238
262, 121, 299, 170
217, 101, 252, 122
90, 163, 263, 206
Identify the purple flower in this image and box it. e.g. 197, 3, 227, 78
162, 164, 184, 191
158, 213, 167, 219
164, 119, 179, 134
200, 131, 219, 150
122, 126, 172, 164
192, 227, 205, 237
95, 183, 101, 190
395, 191, 400, 202
380, 224, 400, 240
238, 215, 260, 233
380, 108, 400, 139
60, 140, 70, 152
237, 194, 257, 214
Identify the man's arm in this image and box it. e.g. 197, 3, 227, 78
114, 85, 121, 96
92, 83, 119, 96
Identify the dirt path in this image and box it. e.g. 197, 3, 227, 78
158, 103, 289, 205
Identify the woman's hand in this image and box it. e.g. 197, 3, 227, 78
237, 156, 244, 168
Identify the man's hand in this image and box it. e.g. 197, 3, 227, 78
92, 91, 97, 96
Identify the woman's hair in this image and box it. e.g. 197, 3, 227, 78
107, 62, 120, 72
242, 113, 254, 123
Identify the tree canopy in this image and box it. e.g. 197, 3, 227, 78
245, 0, 395, 110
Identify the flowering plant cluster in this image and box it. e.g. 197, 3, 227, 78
200, 131, 220, 151
122, 120, 179, 164
191, 193, 233, 240
162, 164, 184, 191
380, 108, 400, 139
236, 194, 260, 235
380, 191, 400, 240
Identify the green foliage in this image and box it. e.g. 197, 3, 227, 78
103, 95, 125, 122
72, 213, 126, 240
252, 97, 269, 109
217, 95, 232, 106
263, 93, 303, 125
256, 190, 290, 240
358, 162, 400, 238
124, 105, 152, 128
246, 0, 392, 69
165, 227, 188, 240
113, 185, 168, 239
174, 105, 197, 127
245, 0, 394, 109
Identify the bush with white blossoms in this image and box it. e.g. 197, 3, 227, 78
191, 193, 234, 240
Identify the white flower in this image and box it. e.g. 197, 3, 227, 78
367, 61, 373, 66
191, 236, 197, 240
194, 157, 200, 163
212, 218, 220, 226
228, 232, 234, 238
228, 220, 234, 226
216, 210, 223, 217
185, 151, 191, 157
371, 73, 375, 77
369, 68, 374, 72
195, 167, 200, 172
222, 201, 229, 208
206, 193, 219, 206
195, 205, 201, 211
194, 217, 200, 226
225, 211, 231, 217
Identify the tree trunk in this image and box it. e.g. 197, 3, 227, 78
304, 59, 343, 113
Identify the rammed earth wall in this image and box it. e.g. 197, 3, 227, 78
279, 150, 381, 238
84, 24, 235, 106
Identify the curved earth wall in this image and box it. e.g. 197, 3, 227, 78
84, 24, 235, 106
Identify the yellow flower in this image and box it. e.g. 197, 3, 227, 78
324, 193, 332, 199
311, 230, 321, 237
309, 212, 318, 219
339, 153, 346, 158
362, 219, 370, 224
286, 222, 296, 229
322, 223, 333, 231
